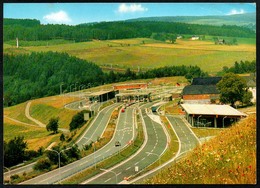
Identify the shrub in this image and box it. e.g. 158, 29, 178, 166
69, 110, 91, 131
34, 158, 52, 171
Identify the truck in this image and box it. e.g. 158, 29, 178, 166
151, 106, 158, 112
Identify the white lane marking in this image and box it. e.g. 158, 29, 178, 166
135, 162, 139, 165
105, 149, 110, 153
105, 178, 111, 183
117, 172, 122, 176
79, 160, 89, 166
141, 157, 145, 161
126, 167, 131, 171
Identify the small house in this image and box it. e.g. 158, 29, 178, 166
191, 36, 199, 40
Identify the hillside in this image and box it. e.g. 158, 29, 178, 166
143, 114, 256, 184
126, 13, 256, 31
4, 18, 255, 42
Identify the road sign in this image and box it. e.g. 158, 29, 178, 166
84, 113, 89, 121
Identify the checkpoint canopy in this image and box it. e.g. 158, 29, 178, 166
180, 104, 247, 128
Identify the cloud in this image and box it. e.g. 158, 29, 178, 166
43, 10, 72, 24
117, 3, 148, 13
227, 9, 246, 15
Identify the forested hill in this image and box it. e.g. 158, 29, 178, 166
126, 13, 256, 31
4, 18, 41, 27
4, 18, 255, 42
3, 51, 209, 107
3, 52, 104, 106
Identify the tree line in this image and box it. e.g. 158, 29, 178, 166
3, 18, 255, 42
220, 60, 256, 74
4, 51, 208, 107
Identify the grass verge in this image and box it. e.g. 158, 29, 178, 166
60, 108, 144, 184
143, 114, 256, 184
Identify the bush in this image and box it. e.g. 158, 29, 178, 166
69, 110, 91, 131
24, 150, 39, 161
34, 158, 52, 171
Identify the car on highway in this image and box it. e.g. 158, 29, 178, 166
115, 141, 121, 147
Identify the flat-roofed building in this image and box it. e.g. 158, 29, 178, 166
113, 83, 147, 90
181, 104, 247, 128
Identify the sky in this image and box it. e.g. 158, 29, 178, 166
4, 3, 256, 25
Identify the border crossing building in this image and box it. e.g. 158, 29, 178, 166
181, 104, 247, 128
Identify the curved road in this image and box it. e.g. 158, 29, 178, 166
82, 102, 168, 184
20, 102, 136, 184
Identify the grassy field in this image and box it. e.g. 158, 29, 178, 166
29, 96, 81, 129
4, 37, 255, 74
144, 114, 256, 184
4, 118, 58, 150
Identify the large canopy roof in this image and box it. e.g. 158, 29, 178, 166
181, 104, 247, 117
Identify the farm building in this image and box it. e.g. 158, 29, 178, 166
181, 104, 247, 128
191, 36, 199, 40
182, 77, 222, 104
241, 73, 256, 103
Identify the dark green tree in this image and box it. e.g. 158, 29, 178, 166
242, 90, 253, 106
216, 73, 247, 107
60, 133, 65, 142
46, 117, 59, 134
69, 110, 90, 131
4, 136, 28, 167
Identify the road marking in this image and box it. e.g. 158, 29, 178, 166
134, 162, 139, 165
117, 172, 122, 176
80, 160, 89, 166
105, 178, 111, 183
105, 149, 110, 153
126, 167, 131, 171
141, 157, 145, 161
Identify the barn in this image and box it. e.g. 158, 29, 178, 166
182, 77, 222, 104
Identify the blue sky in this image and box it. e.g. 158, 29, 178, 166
4, 3, 256, 25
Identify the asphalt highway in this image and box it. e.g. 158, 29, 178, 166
166, 115, 200, 159
82, 102, 168, 184
20, 102, 136, 184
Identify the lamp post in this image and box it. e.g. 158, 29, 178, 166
223, 116, 227, 128
197, 115, 202, 127
100, 168, 117, 184
146, 152, 161, 175
70, 84, 74, 93
4, 166, 11, 184
60, 83, 64, 95
46, 146, 74, 184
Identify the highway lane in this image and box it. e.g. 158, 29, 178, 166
76, 102, 121, 149
6, 102, 120, 181
122, 114, 201, 184
83, 102, 168, 184
20, 103, 135, 184
21, 103, 121, 184
166, 115, 200, 158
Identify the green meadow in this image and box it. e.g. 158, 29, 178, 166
4, 37, 255, 74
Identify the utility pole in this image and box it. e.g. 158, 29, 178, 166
16, 37, 19, 48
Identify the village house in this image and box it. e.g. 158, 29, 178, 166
191, 35, 199, 40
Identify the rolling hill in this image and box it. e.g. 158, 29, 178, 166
126, 13, 256, 31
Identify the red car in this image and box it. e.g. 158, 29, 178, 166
121, 108, 125, 113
